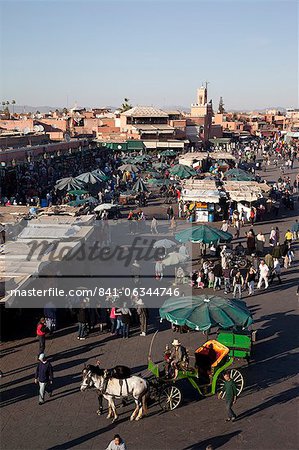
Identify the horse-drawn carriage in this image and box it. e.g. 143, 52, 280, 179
147, 335, 244, 411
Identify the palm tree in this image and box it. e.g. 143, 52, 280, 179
120, 98, 132, 112
11, 100, 16, 114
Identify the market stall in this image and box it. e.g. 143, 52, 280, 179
179, 179, 220, 222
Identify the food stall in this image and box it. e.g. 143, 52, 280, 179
180, 180, 220, 222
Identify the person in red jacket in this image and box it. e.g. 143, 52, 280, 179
36, 318, 47, 355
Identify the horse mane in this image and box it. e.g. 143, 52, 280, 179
86, 364, 105, 377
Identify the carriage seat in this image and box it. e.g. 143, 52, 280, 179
195, 340, 229, 370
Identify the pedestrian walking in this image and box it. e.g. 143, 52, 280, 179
77, 304, 88, 340
257, 260, 269, 290
120, 303, 131, 339
233, 270, 244, 299
44, 301, 57, 335
270, 258, 282, 284
34, 353, 53, 405
36, 318, 47, 355
256, 231, 266, 256
150, 216, 158, 234
136, 299, 148, 336
219, 370, 238, 422
245, 266, 256, 296
155, 259, 164, 280
106, 434, 127, 450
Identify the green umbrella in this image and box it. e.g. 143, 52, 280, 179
55, 177, 85, 191
153, 162, 169, 170
92, 169, 109, 182
132, 178, 149, 193
119, 163, 139, 173
159, 295, 253, 331
76, 172, 100, 185
169, 164, 197, 179
160, 149, 177, 157
225, 168, 255, 181
67, 197, 96, 206
175, 225, 233, 244
145, 178, 172, 186
68, 189, 88, 195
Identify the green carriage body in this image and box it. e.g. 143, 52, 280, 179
217, 330, 252, 361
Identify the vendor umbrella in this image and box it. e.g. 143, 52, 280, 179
68, 189, 88, 195
153, 162, 169, 170
94, 203, 117, 212
55, 177, 85, 191
153, 239, 177, 249
169, 164, 197, 179
118, 164, 139, 173
91, 169, 110, 182
175, 225, 232, 244
160, 149, 177, 157
159, 295, 253, 331
145, 178, 172, 186
76, 172, 100, 185
162, 251, 187, 266
225, 168, 255, 181
67, 197, 97, 206
132, 178, 149, 193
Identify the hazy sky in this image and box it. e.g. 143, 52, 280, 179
0, 0, 298, 110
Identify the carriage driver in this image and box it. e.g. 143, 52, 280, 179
167, 339, 188, 378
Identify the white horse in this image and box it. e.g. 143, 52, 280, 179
80, 365, 148, 422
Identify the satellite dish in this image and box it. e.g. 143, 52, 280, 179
23, 127, 30, 135
38, 125, 44, 132
64, 133, 71, 142
33, 125, 40, 132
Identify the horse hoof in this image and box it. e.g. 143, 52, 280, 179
97, 410, 102, 416
135, 417, 140, 421
130, 416, 135, 421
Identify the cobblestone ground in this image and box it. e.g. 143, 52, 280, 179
1, 163, 298, 450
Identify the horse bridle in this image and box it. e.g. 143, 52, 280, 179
83, 370, 95, 389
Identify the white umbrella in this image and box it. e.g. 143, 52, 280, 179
94, 203, 117, 212
153, 239, 177, 249
163, 252, 187, 266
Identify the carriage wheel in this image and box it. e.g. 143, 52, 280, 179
239, 258, 248, 269
159, 385, 182, 411
216, 369, 244, 399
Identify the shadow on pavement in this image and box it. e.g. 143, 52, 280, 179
238, 386, 299, 419
182, 430, 242, 449
46, 417, 128, 450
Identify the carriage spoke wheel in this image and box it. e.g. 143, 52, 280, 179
159, 385, 182, 411
216, 369, 244, 399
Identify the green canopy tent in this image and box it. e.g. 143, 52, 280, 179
175, 225, 233, 244
169, 164, 197, 179
159, 295, 253, 331
132, 178, 149, 193
225, 168, 255, 181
